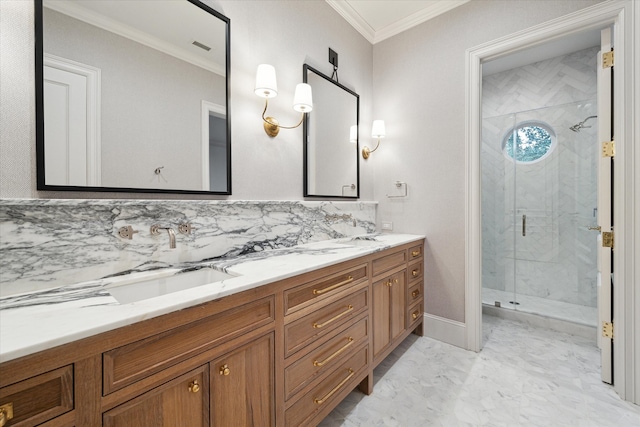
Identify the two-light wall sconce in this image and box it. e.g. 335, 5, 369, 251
361, 120, 385, 159
255, 64, 313, 137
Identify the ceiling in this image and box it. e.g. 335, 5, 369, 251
326, 0, 470, 44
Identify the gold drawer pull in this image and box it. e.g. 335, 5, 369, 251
385, 279, 392, 287
314, 368, 355, 405
313, 337, 354, 367
411, 250, 421, 257
313, 276, 353, 295
188, 380, 201, 393
412, 289, 421, 299
412, 269, 419, 277
412, 310, 421, 320
0, 403, 13, 427
219, 364, 230, 376
313, 305, 354, 329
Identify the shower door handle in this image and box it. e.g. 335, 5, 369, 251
522, 215, 526, 237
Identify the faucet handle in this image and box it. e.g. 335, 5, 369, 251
118, 226, 139, 240
178, 223, 197, 235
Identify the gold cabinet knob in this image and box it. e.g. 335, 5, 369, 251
188, 380, 200, 393
393, 278, 399, 284
386, 279, 392, 287
412, 269, 419, 277
412, 290, 420, 299
412, 310, 420, 320
219, 364, 230, 376
411, 250, 421, 257
0, 403, 14, 427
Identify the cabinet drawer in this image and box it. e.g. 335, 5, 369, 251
285, 346, 368, 427
407, 281, 423, 306
408, 262, 423, 283
103, 365, 208, 427
407, 301, 424, 329
408, 243, 423, 261
285, 288, 368, 358
285, 317, 368, 400
0, 365, 73, 427
103, 296, 274, 394
284, 264, 368, 315
371, 249, 407, 277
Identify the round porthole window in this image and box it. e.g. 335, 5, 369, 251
502, 121, 556, 164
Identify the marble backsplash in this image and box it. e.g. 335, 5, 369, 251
0, 199, 377, 296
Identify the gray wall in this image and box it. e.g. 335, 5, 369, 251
371, 0, 603, 323
0, 0, 374, 200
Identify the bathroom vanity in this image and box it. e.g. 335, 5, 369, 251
0, 235, 424, 426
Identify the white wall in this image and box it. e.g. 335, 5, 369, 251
0, 0, 374, 200
371, 0, 603, 323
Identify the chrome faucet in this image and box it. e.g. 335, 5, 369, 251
150, 224, 176, 249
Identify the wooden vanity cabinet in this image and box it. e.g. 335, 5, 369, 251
103, 365, 209, 427
0, 239, 425, 427
372, 269, 407, 361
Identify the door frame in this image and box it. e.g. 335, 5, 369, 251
465, 1, 639, 403
44, 53, 101, 186
201, 100, 226, 191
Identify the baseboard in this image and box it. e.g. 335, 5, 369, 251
423, 313, 466, 349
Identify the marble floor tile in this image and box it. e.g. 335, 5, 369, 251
319, 315, 640, 427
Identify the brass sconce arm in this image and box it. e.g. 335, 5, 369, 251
261, 99, 305, 137
361, 138, 380, 159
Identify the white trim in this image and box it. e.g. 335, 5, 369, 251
465, 0, 638, 403
201, 101, 226, 191
325, 0, 470, 44
423, 314, 467, 349
44, 0, 225, 76
44, 53, 101, 186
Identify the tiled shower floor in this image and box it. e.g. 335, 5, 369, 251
482, 287, 597, 327
319, 315, 640, 426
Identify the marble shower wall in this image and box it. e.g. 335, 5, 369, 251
0, 199, 376, 296
481, 46, 599, 308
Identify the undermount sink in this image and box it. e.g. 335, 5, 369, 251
105, 268, 235, 304
336, 238, 382, 247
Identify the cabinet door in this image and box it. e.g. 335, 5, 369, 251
389, 270, 406, 343
372, 277, 391, 358
103, 366, 208, 427
210, 333, 274, 427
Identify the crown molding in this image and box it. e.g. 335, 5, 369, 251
325, 0, 376, 44
326, 0, 469, 45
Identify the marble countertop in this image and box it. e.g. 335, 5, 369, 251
0, 233, 424, 363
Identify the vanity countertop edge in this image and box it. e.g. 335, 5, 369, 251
0, 233, 424, 363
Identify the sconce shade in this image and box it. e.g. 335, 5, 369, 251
371, 120, 386, 139
349, 125, 358, 143
255, 64, 278, 98
293, 83, 313, 112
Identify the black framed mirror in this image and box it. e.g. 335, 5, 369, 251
35, 0, 231, 195
303, 64, 359, 199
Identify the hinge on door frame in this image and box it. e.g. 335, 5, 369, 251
603, 51, 614, 68
602, 141, 615, 157
602, 231, 614, 249
602, 321, 614, 339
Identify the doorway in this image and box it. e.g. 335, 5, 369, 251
465, 1, 638, 403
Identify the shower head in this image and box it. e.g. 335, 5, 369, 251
570, 115, 597, 132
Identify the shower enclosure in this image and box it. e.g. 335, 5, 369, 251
481, 100, 599, 327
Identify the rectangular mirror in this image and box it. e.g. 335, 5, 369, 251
303, 64, 359, 199
35, 0, 231, 195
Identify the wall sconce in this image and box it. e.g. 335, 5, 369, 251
255, 64, 313, 137
362, 120, 385, 159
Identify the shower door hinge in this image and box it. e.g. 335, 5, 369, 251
602, 51, 614, 68
602, 321, 614, 339
602, 231, 614, 249
602, 141, 615, 157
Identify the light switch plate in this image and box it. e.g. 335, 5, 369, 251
381, 221, 393, 231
